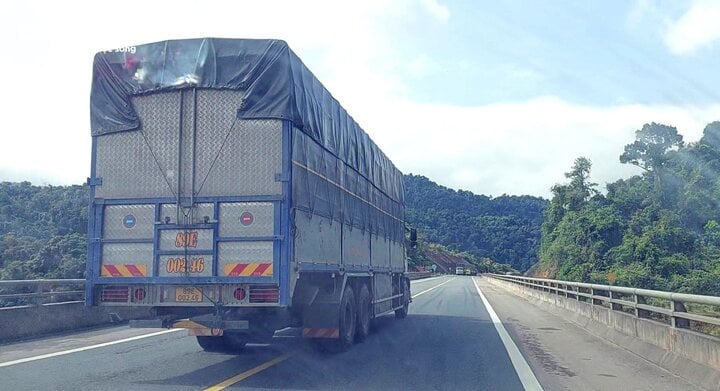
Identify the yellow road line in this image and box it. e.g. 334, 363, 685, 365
203, 353, 294, 391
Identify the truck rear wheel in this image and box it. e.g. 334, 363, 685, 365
196, 336, 226, 352
196, 333, 247, 353
318, 285, 356, 353
223, 332, 249, 351
355, 284, 371, 342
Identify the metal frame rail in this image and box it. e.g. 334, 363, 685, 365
0, 279, 85, 308
487, 274, 720, 331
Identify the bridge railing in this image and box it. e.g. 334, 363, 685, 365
0, 279, 85, 308
488, 274, 720, 335
0, 272, 435, 308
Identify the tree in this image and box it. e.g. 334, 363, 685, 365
619, 122, 684, 172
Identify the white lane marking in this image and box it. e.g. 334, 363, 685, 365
0, 329, 182, 368
410, 275, 446, 284
412, 277, 455, 299
472, 277, 544, 391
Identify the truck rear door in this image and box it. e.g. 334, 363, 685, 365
88, 89, 287, 306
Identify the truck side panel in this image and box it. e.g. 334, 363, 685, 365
342, 224, 371, 268
293, 211, 342, 265
290, 127, 405, 273
370, 233, 390, 268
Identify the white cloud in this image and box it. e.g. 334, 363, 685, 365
664, 0, 720, 55
419, 0, 451, 22
358, 96, 720, 197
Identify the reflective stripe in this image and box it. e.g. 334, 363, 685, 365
224, 263, 273, 277
101, 264, 147, 277
302, 328, 339, 338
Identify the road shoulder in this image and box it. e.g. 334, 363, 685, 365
475, 277, 701, 391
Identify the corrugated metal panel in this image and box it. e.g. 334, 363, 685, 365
219, 202, 274, 237
194, 90, 282, 197
160, 203, 214, 225
180, 90, 195, 198
218, 241, 274, 276
101, 243, 154, 275
95, 92, 181, 199
103, 204, 155, 240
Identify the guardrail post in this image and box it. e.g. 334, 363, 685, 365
35, 281, 46, 306
635, 294, 648, 319
610, 291, 622, 311
671, 300, 689, 329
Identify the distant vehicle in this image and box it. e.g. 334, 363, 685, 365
85, 38, 411, 353
465, 268, 476, 276
456, 266, 465, 275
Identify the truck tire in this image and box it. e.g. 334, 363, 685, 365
196, 333, 247, 353
196, 336, 226, 352
355, 284, 371, 342
318, 285, 356, 353
223, 332, 249, 351
395, 278, 410, 319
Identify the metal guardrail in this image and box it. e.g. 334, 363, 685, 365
488, 274, 720, 331
1, 273, 434, 308
0, 279, 85, 308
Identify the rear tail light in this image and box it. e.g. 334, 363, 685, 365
249, 285, 279, 303
101, 286, 129, 302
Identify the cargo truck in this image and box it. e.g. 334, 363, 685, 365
86, 38, 412, 353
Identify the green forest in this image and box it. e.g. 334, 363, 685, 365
404, 174, 547, 271
0, 182, 87, 279
535, 122, 720, 296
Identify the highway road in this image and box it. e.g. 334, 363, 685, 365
0, 276, 703, 390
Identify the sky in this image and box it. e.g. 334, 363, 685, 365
1, 0, 719, 198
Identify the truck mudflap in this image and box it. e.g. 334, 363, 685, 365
301, 305, 340, 339
301, 302, 341, 338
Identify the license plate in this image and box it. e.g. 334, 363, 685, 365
175, 287, 202, 302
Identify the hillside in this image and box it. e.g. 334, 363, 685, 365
0, 182, 87, 279
535, 122, 720, 296
404, 174, 547, 272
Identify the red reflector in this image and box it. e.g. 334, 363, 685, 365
101, 286, 129, 303
133, 288, 146, 301
234, 288, 246, 300
249, 285, 279, 303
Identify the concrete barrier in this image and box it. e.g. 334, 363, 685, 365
486, 276, 720, 391
0, 303, 152, 343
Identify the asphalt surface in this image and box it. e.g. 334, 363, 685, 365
0, 276, 702, 390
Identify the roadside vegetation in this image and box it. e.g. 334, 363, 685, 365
535, 122, 720, 296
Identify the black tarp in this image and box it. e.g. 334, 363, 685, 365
91, 38, 404, 226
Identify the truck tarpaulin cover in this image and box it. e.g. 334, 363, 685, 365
91, 38, 404, 235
